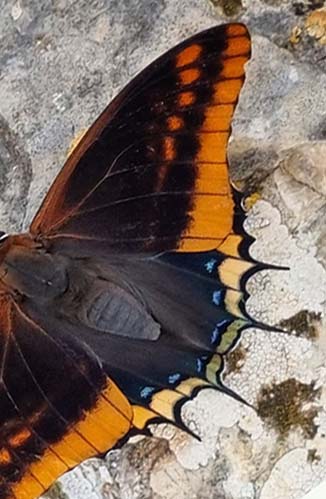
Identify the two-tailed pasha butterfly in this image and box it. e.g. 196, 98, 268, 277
0, 23, 279, 498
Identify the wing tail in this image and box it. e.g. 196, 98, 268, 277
96, 225, 284, 433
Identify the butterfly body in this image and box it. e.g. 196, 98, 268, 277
0, 235, 69, 301
0, 23, 275, 499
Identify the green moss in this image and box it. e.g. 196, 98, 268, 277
279, 310, 321, 340
210, 0, 243, 17
225, 346, 247, 375
293, 1, 325, 16
307, 448, 321, 464
257, 378, 321, 440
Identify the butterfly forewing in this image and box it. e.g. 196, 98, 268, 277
31, 24, 251, 257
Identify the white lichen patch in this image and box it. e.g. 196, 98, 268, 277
57, 458, 115, 499
260, 449, 326, 499
245, 201, 326, 319
218, 195, 326, 499
168, 390, 243, 469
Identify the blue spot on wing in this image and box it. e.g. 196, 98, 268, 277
168, 373, 181, 384
196, 358, 204, 373
212, 290, 223, 306
140, 386, 156, 399
211, 327, 220, 344
205, 258, 217, 274
211, 318, 232, 345
159, 251, 224, 279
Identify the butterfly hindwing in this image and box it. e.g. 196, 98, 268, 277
73, 250, 253, 433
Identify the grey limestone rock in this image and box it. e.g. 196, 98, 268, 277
0, 1, 326, 498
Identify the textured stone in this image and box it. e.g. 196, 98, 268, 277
0, 1, 326, 499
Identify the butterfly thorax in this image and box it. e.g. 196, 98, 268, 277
0, 233, 69, 300
1, 233, 160, 340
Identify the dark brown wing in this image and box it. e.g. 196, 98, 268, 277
27, 23, 261, 441
30, 23, 251, 259
0, 291, 132, 499
0, 24, 263, 497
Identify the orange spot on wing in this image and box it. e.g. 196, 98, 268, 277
167, 115, 184, 131
197, 131, 229, 163
9, 428, 32, 448
47, 436, 88, 469
178, 91, 196, 107
163, 136, 176, 161
179, 193, 234, 252
213, 79, 243, 104
221, 57, 247, 78
156, 136, 176, 191
12, 472, 45, 499
22, 449, 67, 490
190, 194, 233, 236
0, 448, 11, 465
194, 163, 230, 195
201, 104, 234, 132
176, 44, 202, 68
226, 24, 248, 37
218, 234, 243, 257
179, 68, 201, 85
179, 237, 224, 252
223, 36, 251, 57
132, 405, 158, 429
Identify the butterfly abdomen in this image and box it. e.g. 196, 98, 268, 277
65, 268, 161, 341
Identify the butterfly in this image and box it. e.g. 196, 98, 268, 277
0, 22, 275, 499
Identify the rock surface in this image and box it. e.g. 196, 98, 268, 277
0, 1, 326, 498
